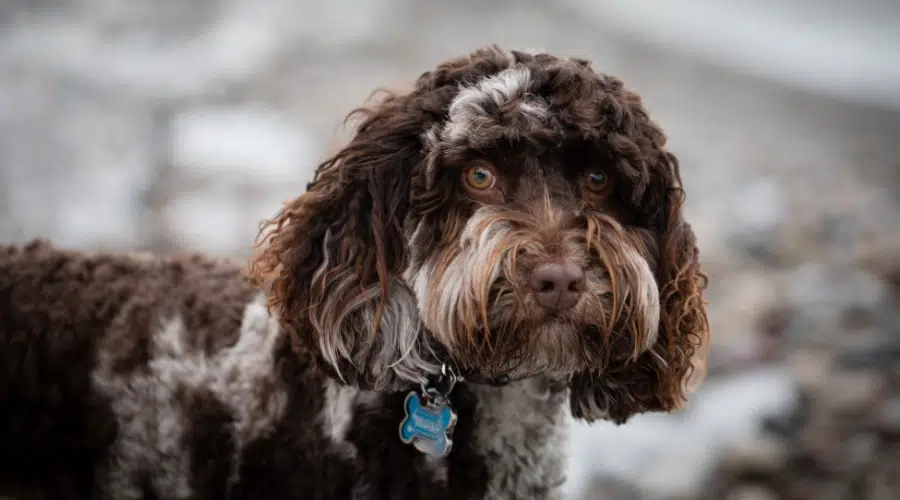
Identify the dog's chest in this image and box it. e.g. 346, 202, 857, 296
467, 379, 569, 500
333, 378, 570, 500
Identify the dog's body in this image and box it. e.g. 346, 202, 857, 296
0, 46, 709, 499
0, 242, 566, 499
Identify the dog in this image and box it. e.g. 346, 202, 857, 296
0, 45, 709, 499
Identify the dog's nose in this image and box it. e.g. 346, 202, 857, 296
529, 260, 585, 310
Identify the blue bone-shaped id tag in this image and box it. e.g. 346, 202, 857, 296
398, 391, 457, 457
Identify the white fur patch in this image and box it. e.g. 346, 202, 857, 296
625, 247, 661, 354
322, 378, 355, 444
320, 377, 360, 459
92, 295, 287, 499
420, 125, 443, 189
310, 229, 440, 390
471, 378, 570, 500
408, 207, 517, 347
441, 67, 548, 145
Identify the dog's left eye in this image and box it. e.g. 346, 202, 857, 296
464, 166, 497, 190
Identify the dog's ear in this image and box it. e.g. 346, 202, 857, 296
570, 151, 710, 424
249, 98, 438, 390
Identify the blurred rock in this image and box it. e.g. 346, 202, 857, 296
724, 177, 789, 266
719, 433, 789, 474
578, 476, 643, 500
725, 485, 779, 500
702, 259, 900, 499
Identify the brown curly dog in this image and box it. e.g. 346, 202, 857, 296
0, 45, 709, 500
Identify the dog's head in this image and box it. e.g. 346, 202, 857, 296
250, 46, 709, 423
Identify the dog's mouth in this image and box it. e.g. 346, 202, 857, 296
529, 309, 583, 329
541, 311, 566, 321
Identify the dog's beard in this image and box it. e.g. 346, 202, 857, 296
308, 208, 661, 390
406, 206, 661, 380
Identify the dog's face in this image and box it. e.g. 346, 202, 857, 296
251, 46, 709, 423
406, 141, 662, 382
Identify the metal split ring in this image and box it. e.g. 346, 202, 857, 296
420, 363, 460, 404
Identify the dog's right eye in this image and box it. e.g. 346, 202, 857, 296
581, 168, 614, 200
464, 166, 497, 191
584, 170, 611, 193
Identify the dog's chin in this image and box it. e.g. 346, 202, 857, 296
476, 295, 658, 380
527, 305, 591, 326
454, 316, 592, 381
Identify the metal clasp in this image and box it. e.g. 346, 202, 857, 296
420, 363, 460, 405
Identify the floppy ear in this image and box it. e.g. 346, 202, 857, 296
249, 98, 438, 390
570, 151, 710, 424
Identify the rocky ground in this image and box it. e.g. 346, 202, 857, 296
2, 1, 899, 499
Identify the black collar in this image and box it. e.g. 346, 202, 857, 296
425, 343, 521, 389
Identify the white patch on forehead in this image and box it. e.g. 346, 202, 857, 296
452, 68, 531, 118
92, 294, 287, 499
441, 67, 548, 145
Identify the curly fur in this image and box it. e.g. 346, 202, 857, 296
0, 45, 708, 499
252, 45, 709, 419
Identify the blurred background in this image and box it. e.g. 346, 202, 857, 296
2, 1, 899, 498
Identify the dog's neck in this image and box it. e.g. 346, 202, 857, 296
465, 378, 570, 498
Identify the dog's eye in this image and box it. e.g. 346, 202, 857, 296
584, 170, 611, 193
464, 166, 497, 190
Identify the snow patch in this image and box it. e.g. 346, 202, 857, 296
170, 105, 319, 182
559, 0, 900, 110
163, 186, 250, 254
0, 0, 406, 98
563, 366, 799, 500
729, 178, 787, 236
